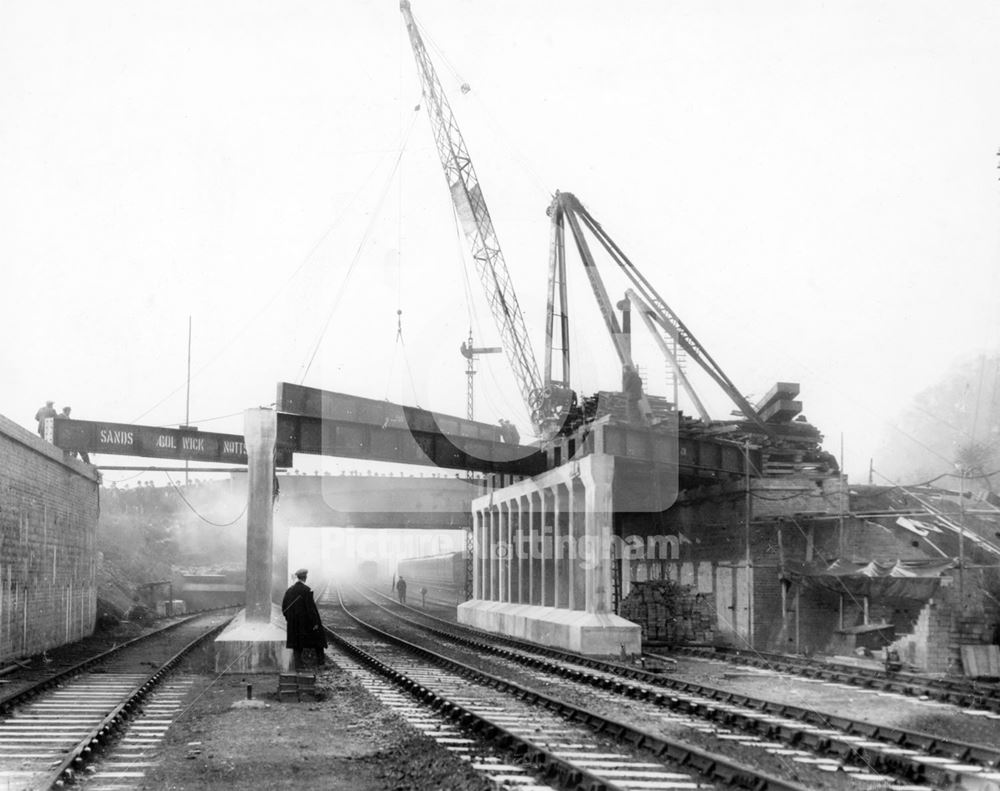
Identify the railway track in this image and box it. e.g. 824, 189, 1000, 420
352, 586, 1000, 790
385, 590, 1000, 716
666, 645, 1000, 714
0, 607, 238, 711
0, 610, 233, 790
324, 588, 816, 791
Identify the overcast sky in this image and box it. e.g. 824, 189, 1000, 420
3, 0, 998, 486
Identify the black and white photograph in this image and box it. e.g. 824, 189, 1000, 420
2, 2, 999, 789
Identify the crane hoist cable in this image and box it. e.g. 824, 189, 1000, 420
385, 309, 422, 408
130, 136, 410, 426
299, 109, 420, 384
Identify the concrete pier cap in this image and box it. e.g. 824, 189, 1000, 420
215, 407, 292, 673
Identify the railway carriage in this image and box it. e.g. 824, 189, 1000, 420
397, 551, 465, 606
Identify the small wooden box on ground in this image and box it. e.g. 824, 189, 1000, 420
278, 673, 318, 702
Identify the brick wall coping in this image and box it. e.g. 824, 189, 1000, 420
0, 412, 99, 482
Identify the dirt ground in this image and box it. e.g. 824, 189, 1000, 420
81, 623, 1000, 791
662, 656, 1000, 749
136, 659, 493, 791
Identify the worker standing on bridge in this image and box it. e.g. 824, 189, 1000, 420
281, 569, 327, 671
59, 407, 90, 463
396, 575, 407, 605
498, 418, 520, 445
34, 401, 56, 436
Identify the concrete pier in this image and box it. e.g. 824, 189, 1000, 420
215, 408, 291, 673
458, 453, 641, 655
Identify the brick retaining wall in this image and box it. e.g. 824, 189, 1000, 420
0, 414, 99, 662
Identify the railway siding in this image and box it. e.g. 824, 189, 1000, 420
327, 589, 861, 791
349, 586, 1000, 789
0, 611, 232, 790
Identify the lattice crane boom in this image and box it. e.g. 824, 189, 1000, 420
400, 0, 546, 430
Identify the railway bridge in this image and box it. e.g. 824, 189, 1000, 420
9, 375, 837, 670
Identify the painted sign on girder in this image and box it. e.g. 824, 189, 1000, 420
51, 418, 292, 466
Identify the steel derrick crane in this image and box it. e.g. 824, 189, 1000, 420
546, 191, 774, 435
399, 1, 551, 432
400, 2, 764, 436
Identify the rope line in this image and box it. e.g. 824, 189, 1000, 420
163, 470, 247, 527
300, 110, 420, 384
130, 150, 401, 426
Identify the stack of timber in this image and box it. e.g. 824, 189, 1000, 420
580, 391, 677, 427
755, 382, 802, 424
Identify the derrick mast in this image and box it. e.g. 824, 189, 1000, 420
399, 0, 547, 431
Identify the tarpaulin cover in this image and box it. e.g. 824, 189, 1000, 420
781, 558, 955, 599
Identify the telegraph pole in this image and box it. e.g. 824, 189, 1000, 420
959, 466, 966, 608
184, 316, 192, 485
744, 439, 753, 650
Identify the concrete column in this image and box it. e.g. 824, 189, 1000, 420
582, 454, 615, 614
490, 506, 499, 601
481, 508, 491, 601
506, 500, 516, 603
554, 484, 568, 609
529, 491, 540, 605
473, 510, 482, 599
480, 508, 490, 600
244, 408, 276, 623
214, 407, 289, 674
499, 502, 509, 603
507, 500, 515, 602
572, 478, 586, 610
564, 483, 576, 610
541, 488, 554, 607
517, 495, 528, 604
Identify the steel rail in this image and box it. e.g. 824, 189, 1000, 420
41, 616, 230, 789
334, 589, 813, 791
668, 645, 1000, 713
1, 614, 231, 789
0, 605, 239, 717
324, 625, 627, 791
356, 586, 1000, 781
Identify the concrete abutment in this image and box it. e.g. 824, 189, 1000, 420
459, 453, 642, 655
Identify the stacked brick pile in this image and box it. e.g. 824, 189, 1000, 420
620, 580, 715, 644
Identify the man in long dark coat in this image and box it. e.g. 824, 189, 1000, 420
281, 568, 327, 670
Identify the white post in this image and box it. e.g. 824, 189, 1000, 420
244, 408, 276, 623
